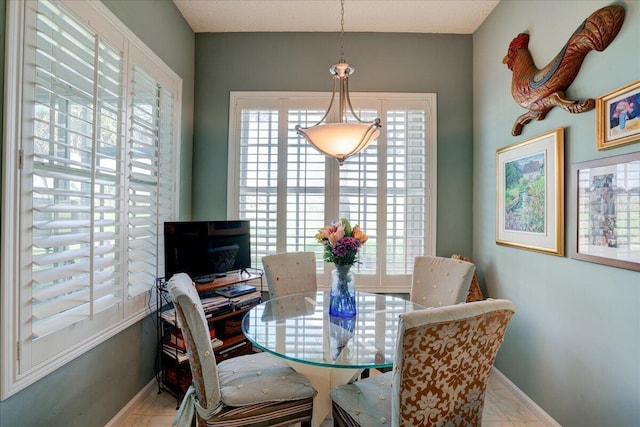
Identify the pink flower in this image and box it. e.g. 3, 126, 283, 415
319, 222, 345, 245
613, 100, 634, 118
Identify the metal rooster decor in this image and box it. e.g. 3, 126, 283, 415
503, 5, 625, 136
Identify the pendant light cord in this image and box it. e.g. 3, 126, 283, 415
339, 0, 345, 62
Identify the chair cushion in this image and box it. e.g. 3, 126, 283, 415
330, 371, 393, 426
411, 256, 475, 307
218, 352, 315, 406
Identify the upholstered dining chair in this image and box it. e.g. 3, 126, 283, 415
410, 255, 476, 307
330, 299, 515, 427
167, 273, 315, 427
262, 252, 317, 299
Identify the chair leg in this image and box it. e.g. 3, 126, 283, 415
300, 421, 312, 427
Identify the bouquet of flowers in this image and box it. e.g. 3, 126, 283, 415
613, 100, 634, 118
315, 218, 368, 266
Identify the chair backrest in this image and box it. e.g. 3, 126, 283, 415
392, 299, 515, 426
410, 255, 476, 307
262, 252, 317, 299
167, 273, 222, 413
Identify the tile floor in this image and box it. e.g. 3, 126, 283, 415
115, 370, 554, 426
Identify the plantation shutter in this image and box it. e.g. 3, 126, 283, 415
338, 107, 380, 275
235, 103, 280, 267
385, 108, 428, 275
28, 0, 125, 342
127, 67, 173, 297
285, 105, 328, 258
10, 0, 181, 376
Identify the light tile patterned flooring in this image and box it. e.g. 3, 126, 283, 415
116, 371, 552, 426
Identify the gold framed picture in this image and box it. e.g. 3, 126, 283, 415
596, 80, 640, 150
496, 128, 564, 256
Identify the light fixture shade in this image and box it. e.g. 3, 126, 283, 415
299, 122, 380, 165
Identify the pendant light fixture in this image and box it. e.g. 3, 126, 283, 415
295, 0, 381, 166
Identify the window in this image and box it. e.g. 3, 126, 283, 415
1, 0, 181, 398
228, 92, 436, 292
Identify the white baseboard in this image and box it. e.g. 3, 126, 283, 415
105, 378, 157, 427
492, 367, 561, 427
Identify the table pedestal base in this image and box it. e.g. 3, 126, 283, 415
287, 361, 362, 427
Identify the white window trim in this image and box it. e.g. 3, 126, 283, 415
227, 91, 437, 293
1, 0, 182, 399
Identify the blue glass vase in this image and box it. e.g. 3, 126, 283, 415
619, 110, 627, 129
329, 264, 356, 318
329, 315, 356, 360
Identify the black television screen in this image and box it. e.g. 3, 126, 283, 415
164, 220, 251, 282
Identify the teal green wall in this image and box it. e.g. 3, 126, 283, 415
192, 32, 474, 258
473, 1, 639, 425
0, 1, 194, 425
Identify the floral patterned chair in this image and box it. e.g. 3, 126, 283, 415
410, 256, 476, 307
167, 273, 315, 427
330, 299, 515, 426
262, 252, 317, 299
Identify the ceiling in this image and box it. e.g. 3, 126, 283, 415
173, 0, 500, 34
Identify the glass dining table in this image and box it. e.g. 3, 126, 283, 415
242, 291, 424, 426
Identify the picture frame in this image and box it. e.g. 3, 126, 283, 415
570, 152, 640, 271
596, 80, 640, 150
496, 128, 564, 256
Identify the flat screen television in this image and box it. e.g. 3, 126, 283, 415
164, 220, 251, 283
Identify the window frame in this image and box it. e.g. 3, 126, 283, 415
1, 0, 182, 399
227, 91, 437, 292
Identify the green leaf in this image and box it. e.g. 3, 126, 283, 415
341, 218, 352, 236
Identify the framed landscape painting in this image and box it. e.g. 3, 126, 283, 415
570, 152, 640, 271
596, 80, 640, 150
496, 128, 564, 256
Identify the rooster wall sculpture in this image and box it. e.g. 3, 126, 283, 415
503, 5, 625, 136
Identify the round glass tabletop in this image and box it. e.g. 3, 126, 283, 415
242, 291, 424, 369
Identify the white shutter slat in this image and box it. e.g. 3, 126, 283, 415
32, 245, 92, 267
128, 240, 156, 256
32, 218, 91, 229
128, 259, 156, 275
128, 283, 154, 297
32, 270, 116, 301
32, 294, 120, 339
32, 165, 92, 182
31, 259, 90, 285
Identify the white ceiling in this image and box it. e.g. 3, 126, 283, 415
173, 0, 500, 34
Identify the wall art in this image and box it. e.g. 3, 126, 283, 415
496, 128, 564, 256
596, 80, 640, 150
571, 152, 640, 271
503, 5, 625, 136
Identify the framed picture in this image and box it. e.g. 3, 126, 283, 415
496, 128, 564, 256
570, 152, 640, 271
596, 80, 640, 150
